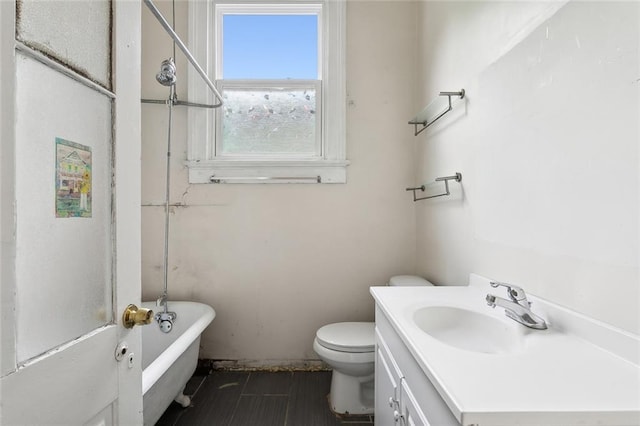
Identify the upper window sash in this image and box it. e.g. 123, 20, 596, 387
215, 3, 323, 80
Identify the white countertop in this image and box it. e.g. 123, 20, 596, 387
370, 275, 640, 426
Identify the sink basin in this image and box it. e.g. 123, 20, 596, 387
413, 306, 523, 354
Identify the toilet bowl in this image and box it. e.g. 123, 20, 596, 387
313, 322, 376, 415
313, 275, 433, 415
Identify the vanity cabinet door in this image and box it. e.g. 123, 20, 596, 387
375, 329, 403, 425
400, 379, 430, 426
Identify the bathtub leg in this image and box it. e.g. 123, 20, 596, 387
174, 389, 191, 408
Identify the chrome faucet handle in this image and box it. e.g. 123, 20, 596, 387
489, 281, 529, 305
156, 294, 167, 307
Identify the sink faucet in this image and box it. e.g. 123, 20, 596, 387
486, 282, 547, 330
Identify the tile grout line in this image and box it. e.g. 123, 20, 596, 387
282, 371, 294, 426
226, 372, 251, 426
171, 375, 206, 426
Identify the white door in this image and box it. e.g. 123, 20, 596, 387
0, 2, 143, 425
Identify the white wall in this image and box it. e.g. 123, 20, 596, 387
415, 1, 639, 334
141, 1, 418, 363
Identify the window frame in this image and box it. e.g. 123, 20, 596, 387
187, 0, 348, 184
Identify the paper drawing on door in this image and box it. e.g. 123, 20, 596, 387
55, 137, 92, 218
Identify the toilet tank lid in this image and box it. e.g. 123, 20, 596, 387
316, 322, 375, 353
388, 275, 433, 286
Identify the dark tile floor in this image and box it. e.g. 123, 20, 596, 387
156, 369, 374, 426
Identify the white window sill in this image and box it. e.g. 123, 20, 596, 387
186, 159, 350, 184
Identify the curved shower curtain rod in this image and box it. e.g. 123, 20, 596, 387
143, 0, 224, 108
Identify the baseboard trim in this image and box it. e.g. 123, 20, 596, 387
198, 358, 329, 372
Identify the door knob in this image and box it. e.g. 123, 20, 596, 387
122, 304, 154, 328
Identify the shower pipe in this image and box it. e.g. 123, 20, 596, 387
142, 0, 224, 108
149, 58, 178, 332
141, 97, 219, 109
160, 82, 175, 318
146, 0, 182, 333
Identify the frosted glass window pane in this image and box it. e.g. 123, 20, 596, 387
15, 55, 113, 362
221, 87, 318, 155
223, 15, 318, 79
17, 0, 111, 87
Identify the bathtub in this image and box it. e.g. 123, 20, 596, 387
141, 301, 215, 426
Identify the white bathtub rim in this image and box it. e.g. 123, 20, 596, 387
141, 301, 215, 394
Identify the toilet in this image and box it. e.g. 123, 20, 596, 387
313, 275, 433, 415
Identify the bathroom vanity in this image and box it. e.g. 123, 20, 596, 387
371, 274, 640, 426
375, 310, 459, 426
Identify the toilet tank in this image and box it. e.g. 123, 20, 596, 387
388, 275, 434, 287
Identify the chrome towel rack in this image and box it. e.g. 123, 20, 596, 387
210, 175, 321, 184
406, 173, 462, 201
408, 89, 465, 136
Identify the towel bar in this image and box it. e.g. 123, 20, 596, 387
406, 173, 462, 201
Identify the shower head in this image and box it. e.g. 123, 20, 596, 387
156, 58, 177, 86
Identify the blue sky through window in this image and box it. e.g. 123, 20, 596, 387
223, 14, 318, 79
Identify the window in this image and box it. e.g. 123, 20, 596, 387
187, 1, 347, 184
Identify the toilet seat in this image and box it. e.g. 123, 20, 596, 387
316, 322, 374, 353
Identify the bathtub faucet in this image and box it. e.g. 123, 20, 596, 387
486, 281, 547, 330
156, 294, 168, 309
155, 294, 177, 333
155, 309, 177, 333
